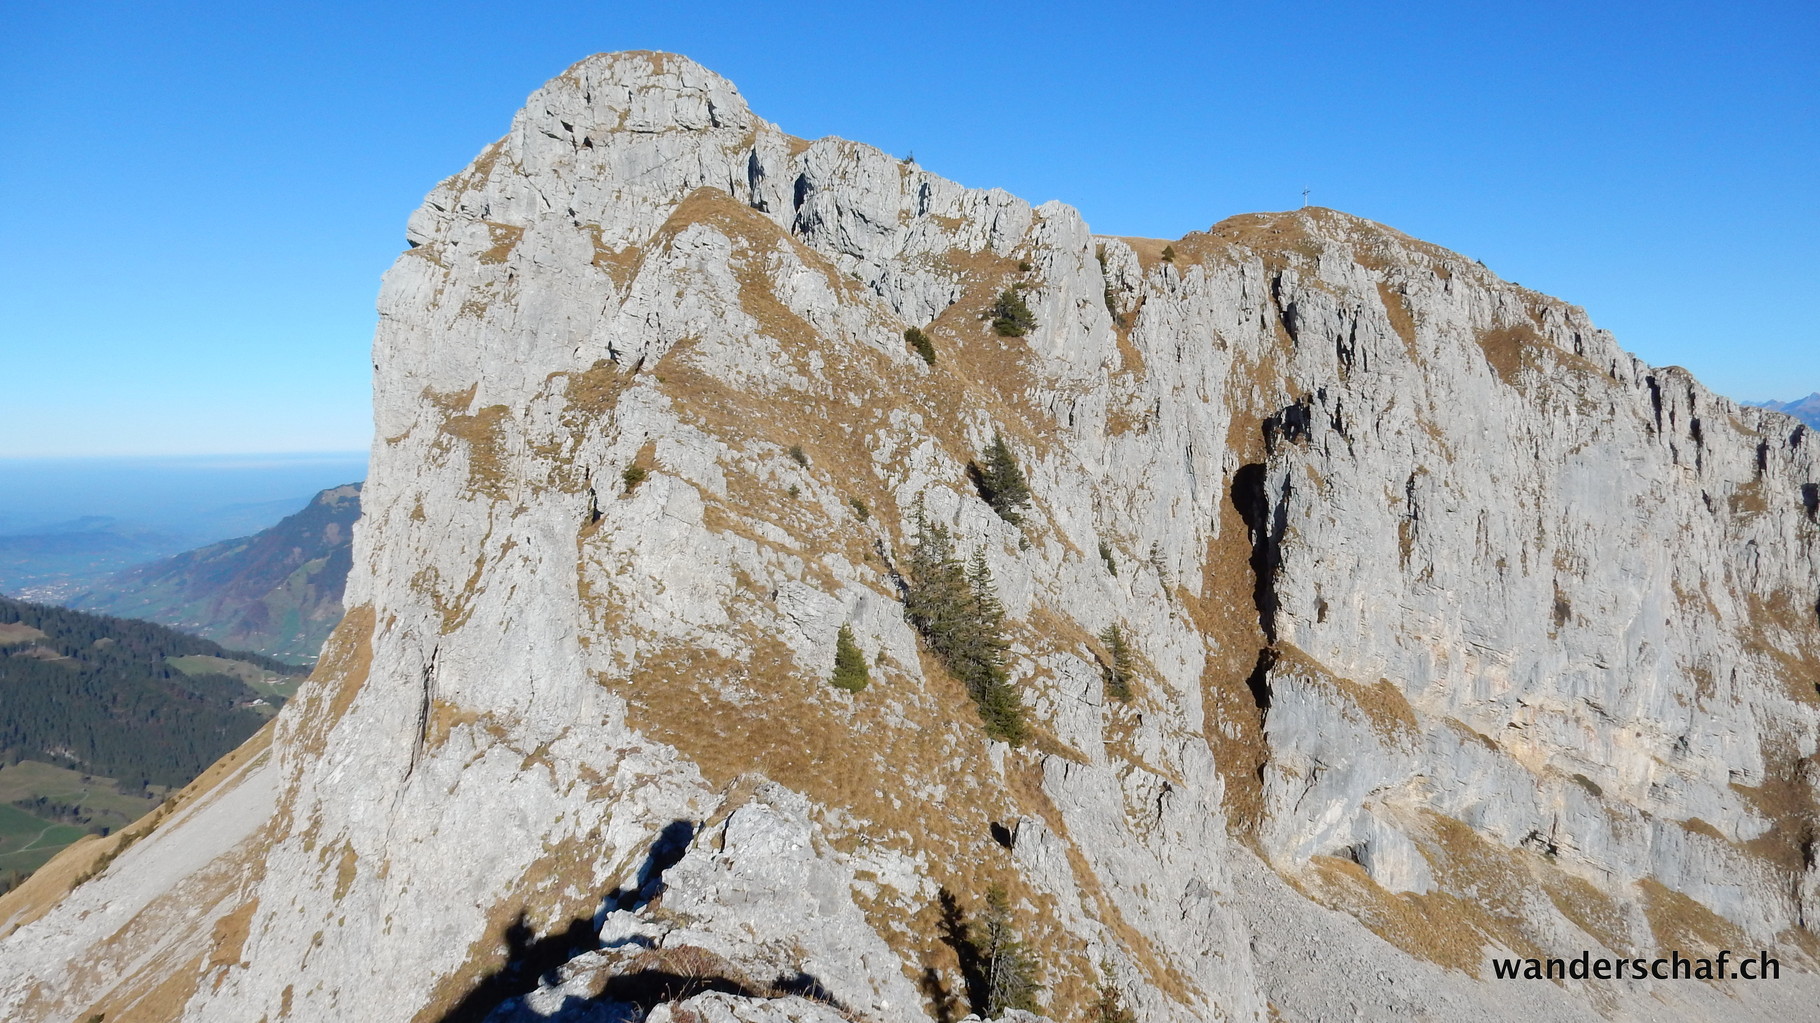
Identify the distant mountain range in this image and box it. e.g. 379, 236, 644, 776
0, 595, 306, 890
70, 484, 359, 664
0, 452, 365, 600
1747, 392, 1820, 428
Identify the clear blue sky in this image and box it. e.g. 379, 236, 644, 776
4, 0, 1814, 456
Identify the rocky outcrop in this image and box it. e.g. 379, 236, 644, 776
4, 51, 1820, 1023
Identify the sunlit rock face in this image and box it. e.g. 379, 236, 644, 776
4, 51, 1820, 1023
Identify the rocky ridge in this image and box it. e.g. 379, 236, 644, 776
3, 51, 1820, 1023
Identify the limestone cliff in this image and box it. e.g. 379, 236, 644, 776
5, 52, 1820, 1023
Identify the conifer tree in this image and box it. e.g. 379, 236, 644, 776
979, 883, 1041, 1015
905, 512, 970, 656
977, 432, 1032, 524
905, 326, 937, 365
1089, 959, 1136, 1023
1100, 623, 1134, 701
903, 513, 1027, 743
991, 288, 1037, 337
830, 625, 870, 692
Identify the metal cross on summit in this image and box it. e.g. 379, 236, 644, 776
1302, 187, 1311, 208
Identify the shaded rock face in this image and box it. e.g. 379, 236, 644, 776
5, 50, 1820, 1023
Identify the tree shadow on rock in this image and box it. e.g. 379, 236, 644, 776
433, 911, 599, 1023
935, 887, 986, 1015
433, 820, 697, 1023
605, 819, 697, 913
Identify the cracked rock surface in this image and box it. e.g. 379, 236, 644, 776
3, 50, 1819, 1023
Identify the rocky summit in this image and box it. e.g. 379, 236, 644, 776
4, 51, 1819, 1023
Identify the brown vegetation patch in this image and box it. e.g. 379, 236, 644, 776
1679, 817, 1725, 841
1275, 643, 1419, 742
1291, 811, 1548, 976
410, 832, 618, 1023
610, 621, 1122, 1017
1728, 746, 1817, 876
1196, 214, 1322, 267
1728, 479, 1769, 517
1540, 872, 1631, 954
438, 404, 514, 500
1477, 324, 1547, 386
425, 383, 479, 415
425, 698, 486, 751
286, 604, 377, 757
453, 141, 505, 196
1376, 281, 1417, 353
653, 188, 843, 344
479, 221, 524, 265
1295, 856, 1502, 975
332, 843, 358, 902
1637, 878, 1750, 958
586, 227, 645, 288
1741, 592, 1820, 707
1004, 761, 1195, 1005
206, 898, 259, 974
76, 950, 206, 1023
0, 622, 47, 645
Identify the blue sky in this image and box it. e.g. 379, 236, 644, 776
3, 0, 1814, 456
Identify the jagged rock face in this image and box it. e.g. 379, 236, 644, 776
5, 51, 1820, 1023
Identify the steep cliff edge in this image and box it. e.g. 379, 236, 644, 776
5, 52, 1819, 1023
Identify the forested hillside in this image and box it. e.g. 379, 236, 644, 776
0, 596, 304, 892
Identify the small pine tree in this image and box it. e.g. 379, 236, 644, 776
905, 326, 937, 365
903, 513, 1026, 743
1088, 959, 1136, 1023
977, 432, 1033, 524
830, 625, 869, 692
1100, 623, 1134, 702
991, 289, 1037, 337
622, 464, 648, 493
1098, 539, 1118, 576
1160, 244, 1176, 264
979, 883, 1041, 1015
849, 497, 870, 522
788, 444, 809, 466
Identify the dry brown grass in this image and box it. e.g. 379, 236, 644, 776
1477, 324, 1546, 385
1637, 878, 1750, 957
1274, 643, 1418, 742
1376, 281, 1417, 352
1728, 479, 1770, 517
1289, 810, 1549, 977
479, 221, 524, 265
1742, 592, 1820, 707
1540, 872, 1631, 954
284, 604, 376, 761
0, 622, 47, 644
437, 404, 513, 500
205, 898, 259, 973
76, 950, 206, 1023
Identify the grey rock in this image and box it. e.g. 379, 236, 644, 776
4, 50, 1819, 1023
